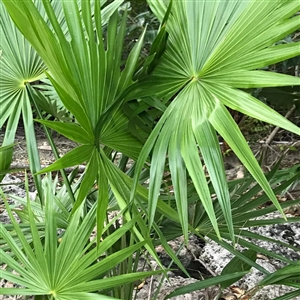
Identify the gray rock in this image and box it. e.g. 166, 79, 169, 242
199, 212, 300, 299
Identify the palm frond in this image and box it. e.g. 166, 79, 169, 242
131, 0, 300, 242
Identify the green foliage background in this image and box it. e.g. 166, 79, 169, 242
0, 1, 300, 299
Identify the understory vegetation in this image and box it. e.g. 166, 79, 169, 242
0, 1, 300, 299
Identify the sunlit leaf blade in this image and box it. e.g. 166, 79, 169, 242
2, 0, 84, 112
181, 124, 220, 239
96, 154, 109, 243
24, 174, 49, 284
0, 2, 46, 116
200, 1, 300, 75
35, 120, 93, 144
147, 0, 167, 22
208, 98, 286, 217
64, 240, 149, 287
44, 174, 57, 282
47, 74, 93, 135
1, 182, 162, 299
101, 0, 124, 25
56, 214, 136, 288
22, 94, 44, 201
2, 6, 300, 300
205, 84, 300, 136
2, 0, 124, 127
3, 0, 146, 175
191, 87, 234, 241
36, 145, 94, 174
169, 131, 188, 242
58, 294, 119, 300
66, 270, 163, 293
230, 42, 300, 71
205, 70, 300, 89
147, 121, 171, 228
0, 189, 49, 290
72, 150, 98, 213
54, 205, 96, 285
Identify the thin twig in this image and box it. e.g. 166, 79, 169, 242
265, 105, 296, 146
260, 105, 296, 168
191, 252, 217, 277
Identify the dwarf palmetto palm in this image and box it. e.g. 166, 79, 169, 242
0, 176, 163, 300
129, 0, 300, 243
1, 0, 165, 263
2, 0, 300, 298
0, 0, 77, 187
3, 0, 300, 242
0, 1, 46, 191
0, 0, 126, 196
2, 0, 300, 241
0, 1, 64, 196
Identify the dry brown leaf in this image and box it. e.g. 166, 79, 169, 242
220, 293, 236, 300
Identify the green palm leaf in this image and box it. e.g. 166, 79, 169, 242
0, 1, 82, 198
0, 2, 46, 186
2, 0, 145, 157
2, 2, 157, 265
131, 0, 300, 242
0, 184, 163, 299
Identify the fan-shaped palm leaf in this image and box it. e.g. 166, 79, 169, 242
0, 1, 47, 189
1, 0, 161, 259
131, 0, 300, 242
0, 183, 163, 300
0, 0, 123, 192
